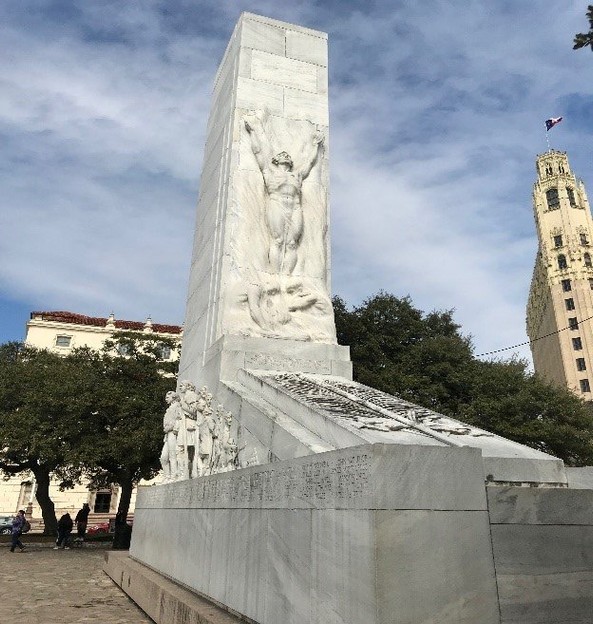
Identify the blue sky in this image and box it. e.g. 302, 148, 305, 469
1, 1, 592, 364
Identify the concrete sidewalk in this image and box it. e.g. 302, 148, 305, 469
0, 541, 152, 623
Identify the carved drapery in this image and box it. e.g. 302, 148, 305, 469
162, 383, 245, 482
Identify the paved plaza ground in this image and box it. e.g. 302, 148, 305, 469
0, 540, 152, 623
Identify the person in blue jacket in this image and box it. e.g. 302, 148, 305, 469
10, 510, 27, 553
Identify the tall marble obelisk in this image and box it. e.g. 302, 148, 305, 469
179, 12, 351, 387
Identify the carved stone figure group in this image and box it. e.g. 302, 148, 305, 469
159, 382, 239, 482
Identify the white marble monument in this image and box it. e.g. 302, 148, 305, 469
177, 12, 350, 391
105, 13, 593, 624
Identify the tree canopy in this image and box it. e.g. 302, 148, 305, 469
573, 5, 593, 51
0, 342, 95, 533
0, 333, 177, 535
72, 332, 177, 522
335, 292, 593, 466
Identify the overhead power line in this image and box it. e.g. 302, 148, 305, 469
475, 314, 593, 358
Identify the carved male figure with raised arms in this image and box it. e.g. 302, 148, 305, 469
244, 110, 324, 275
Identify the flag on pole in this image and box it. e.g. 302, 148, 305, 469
545, 117, 563, 131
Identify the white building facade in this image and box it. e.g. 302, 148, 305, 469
0, 311, 181, 529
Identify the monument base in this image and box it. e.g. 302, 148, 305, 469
110, 443, 593, 624
217, 369, 567, 485
125, 444, 502, 624
103, 551, 245, 624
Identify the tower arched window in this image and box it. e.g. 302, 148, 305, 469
585, 253, 592, 267
558, 254, 568, 270
546, 188, 560, 210
567, 187, 577, 207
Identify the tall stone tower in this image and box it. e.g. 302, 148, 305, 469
178, 13, 351, 391
527, 150, 593, 397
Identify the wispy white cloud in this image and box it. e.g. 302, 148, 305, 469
1, 0, 592, 365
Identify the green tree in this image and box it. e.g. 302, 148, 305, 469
335, 293, 475, 413
0, 343, 95, 535
458, 358, 593, 465
574, 5, 593, 51
73, 332, 177, 545
334, 293, 593, 466
0, 333, 178, 537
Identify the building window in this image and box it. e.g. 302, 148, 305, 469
558, 254, 568, 270
55, 335, 72, 348
546, 188, 560, 210
17, 481, 34, 511
553, 235, 563, 247
585, 253, 592, 267
159, 344, 172, 360
565, 298, 575, 311
559, 164, 565, 174
116, 344, 131, 356
580, 233, 589, 245
569, 317, 579, 330
589, 278, 593, 290
93, 491, 112, 513
561, 279, 572, 292
567, 187, 577, 206
580, 379, 591, 393
573, 337, 583, 350
576, 358, 587, 371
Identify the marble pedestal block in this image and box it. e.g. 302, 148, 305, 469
488, 486, 593, 623
200, 334, 353, 391
127, 444, 500, 624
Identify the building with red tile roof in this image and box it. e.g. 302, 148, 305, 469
0, 310, 182, 523
26, 310, 182, 359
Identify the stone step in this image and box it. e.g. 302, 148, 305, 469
234, 369, 368, 449
223, 378, 335, 461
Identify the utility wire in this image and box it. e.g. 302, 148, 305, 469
475, 314, 593, 358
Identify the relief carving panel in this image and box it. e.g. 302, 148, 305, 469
223, 109, 336, 343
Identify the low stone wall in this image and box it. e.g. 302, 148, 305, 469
104, 551, 242, 624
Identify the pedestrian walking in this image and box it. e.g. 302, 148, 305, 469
54, 512, 74, 550
74, 503, 91, 541
9, 510, 27, 553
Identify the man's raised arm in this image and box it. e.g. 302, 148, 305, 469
299, 128, 325, 180
244, 112, 271, 173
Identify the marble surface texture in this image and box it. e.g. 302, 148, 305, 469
131, 444, 500, 624
488, 485, 593, 623
221, 369, 566, 485
178, 12, 336, 386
